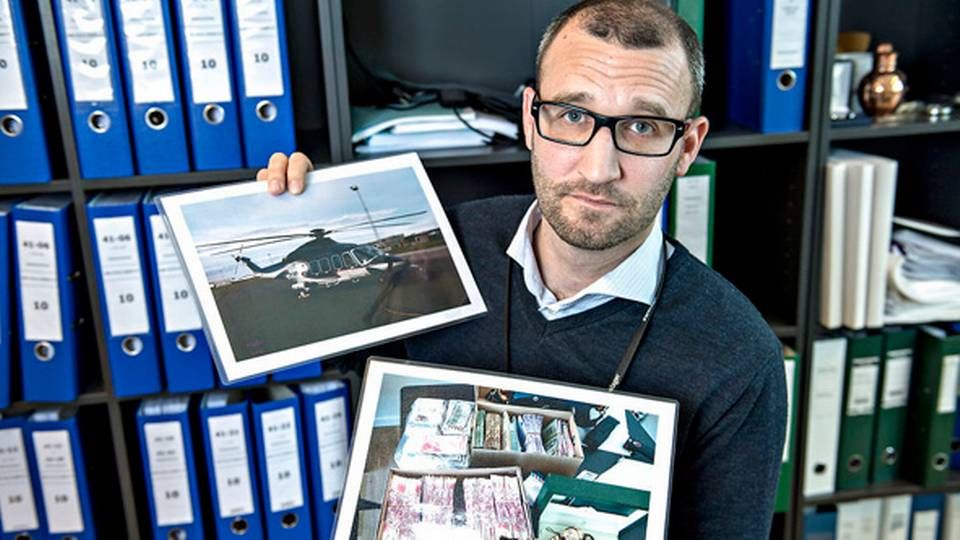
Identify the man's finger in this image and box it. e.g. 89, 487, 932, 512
266, 152, 289, 194
287, 152, 313, 195
256, 168, 268, 182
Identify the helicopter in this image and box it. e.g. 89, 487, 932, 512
196, 210, 428, 299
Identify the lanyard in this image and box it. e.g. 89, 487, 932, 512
503, 238, 668, 392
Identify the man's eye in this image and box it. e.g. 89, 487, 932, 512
625, 120, 655, 135
560, 109, 586, 123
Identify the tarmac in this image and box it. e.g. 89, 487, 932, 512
211, 246, 470, 361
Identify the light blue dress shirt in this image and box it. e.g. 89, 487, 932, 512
505, 201, 667, 321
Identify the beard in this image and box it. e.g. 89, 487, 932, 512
531, 155, 678, 251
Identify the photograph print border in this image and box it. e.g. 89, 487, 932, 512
336, 357, 680, 540
158, 153, 487, 383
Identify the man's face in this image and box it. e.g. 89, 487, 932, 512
523, 24, 706, 251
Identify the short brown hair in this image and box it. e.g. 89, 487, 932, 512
536, 0, 705, 116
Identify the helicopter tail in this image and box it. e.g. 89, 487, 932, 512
233, 255, 285, 275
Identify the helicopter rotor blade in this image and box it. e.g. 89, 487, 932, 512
196, 210, 429, 248
330, 221, 417, 233
326, 210, 428, 233
206, 237, 306, 257
196, 232, 315, 249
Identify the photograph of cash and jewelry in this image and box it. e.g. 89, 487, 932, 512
335, 358, 679, 540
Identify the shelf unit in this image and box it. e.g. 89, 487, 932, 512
1, 0, 958, 538
789, 0, 960, 537
805, 473, 960, 507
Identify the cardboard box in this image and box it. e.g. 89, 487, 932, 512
470, 400, 585, 477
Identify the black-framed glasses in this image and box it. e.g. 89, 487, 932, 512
530, 95, 688, 157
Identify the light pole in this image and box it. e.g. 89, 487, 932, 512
350, 184, 382, 245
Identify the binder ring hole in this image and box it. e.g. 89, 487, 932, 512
951, 439, 960, 452
883, 446, 898, 465
933, 453, 949, 471
255, 100, 277, 122
61, 535, 79, 540
13, 534, 31, 540
34, 341, 55, 362
203, 104, 225, 125
1, 114, 24, 137
230, 517, 249, 535
813, 463, 826, 474
847, 454, 863, 472
146, 107, 169, 130
167, 528, 187, 540
176, 333, 197, 353
281, 512, 299, 529
777, 69, 797, 91
122, 336, 144, 356
88, 111, 111, 134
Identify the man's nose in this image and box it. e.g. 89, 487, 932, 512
577, 126, 622, 184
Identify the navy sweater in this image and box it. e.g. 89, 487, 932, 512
406, 195, 787, 538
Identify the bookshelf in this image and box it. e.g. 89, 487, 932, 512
1, 0, 958, 538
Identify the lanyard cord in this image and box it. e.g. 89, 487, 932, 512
503, 238, 668, 392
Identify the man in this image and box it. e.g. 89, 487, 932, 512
261, 1, 785, 537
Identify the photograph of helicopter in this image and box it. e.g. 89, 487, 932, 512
197, 209, 433, 299
158, 154, 486, 383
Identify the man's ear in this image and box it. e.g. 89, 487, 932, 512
674, 116, 710, 176
522, 86, 537, 151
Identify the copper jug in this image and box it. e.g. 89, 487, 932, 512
859, 43, 907, 117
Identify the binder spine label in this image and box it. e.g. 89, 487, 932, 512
912, 509, 939, 539
0, 0, 28, 110
938, 354, 960, 414
60, 0, 115, 102
673, 174, 711, 264
16, 220, 64, 342
32, 430, 84, 534
880, 495, 911, 536
783, 358, 795, 463
946, 494, 960, 540
847, 358, 879, 416
234, 0, 283, 97
804, 339, 845, 497
261, 406, 304, 512
881, 352, 912, 409
180, 0, 232, 104
149, 215, 202, 332
94, 216, 151, 336
770, 0, 808, 70
118, 0, 175, 104
144, 421, 194, 526
0, 428, 39, 532
315, 396, 349, 501
207, 413, 255, 518
836, 502, 861, 538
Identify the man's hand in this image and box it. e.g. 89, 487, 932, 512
256, 151, 314, 195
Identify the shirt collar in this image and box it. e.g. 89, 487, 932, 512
506, 201, 664, 313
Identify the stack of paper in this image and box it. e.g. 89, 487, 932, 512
884, 220, 960, 324
352, 104, 518, 155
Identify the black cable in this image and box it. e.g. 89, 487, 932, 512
452, 108, 493, 142
452, 108, 517, 147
